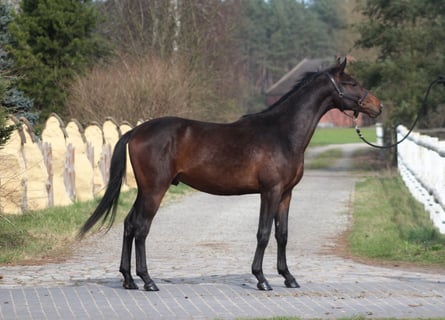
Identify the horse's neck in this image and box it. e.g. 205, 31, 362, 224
282, 86, 333, 152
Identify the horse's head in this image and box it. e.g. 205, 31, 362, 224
327, 58, 383, 118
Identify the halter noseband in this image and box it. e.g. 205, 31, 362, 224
326, 74, 368, 118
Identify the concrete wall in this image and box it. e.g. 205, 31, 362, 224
0, 114, 137, 214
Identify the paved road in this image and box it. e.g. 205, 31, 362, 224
1, 144, 444, 319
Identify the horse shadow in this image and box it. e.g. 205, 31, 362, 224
75, 273, 276, 291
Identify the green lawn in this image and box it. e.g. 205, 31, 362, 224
309, 126, 376, 146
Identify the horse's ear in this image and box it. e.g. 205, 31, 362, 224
338, 57, 347, 73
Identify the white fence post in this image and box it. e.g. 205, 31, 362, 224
375, 122, 384, 146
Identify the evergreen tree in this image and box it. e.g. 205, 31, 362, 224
0, 1, 36, 124
0, 74, 15, 148
239, 0, 345, 92
354, 0, 445, 127
0, 2, 14, 71
6, 0, 110, 119
0, 109, 14, 148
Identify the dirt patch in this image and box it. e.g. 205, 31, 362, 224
0, 237, 78, 267
197, 242, 229, 249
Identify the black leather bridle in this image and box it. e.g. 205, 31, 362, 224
327, 74, 445, 149
326, 73, 369, 118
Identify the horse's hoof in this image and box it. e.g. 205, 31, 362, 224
144, 281, 159, 291
284, 278, 300, 288
123, 281, 139, 290
257, 281, 273, 291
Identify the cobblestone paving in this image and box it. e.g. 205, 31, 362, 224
1, 144, 444, 319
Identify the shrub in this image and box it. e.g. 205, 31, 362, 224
65, 54, 239, 125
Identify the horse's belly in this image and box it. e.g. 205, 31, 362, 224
177, 172, 259, 196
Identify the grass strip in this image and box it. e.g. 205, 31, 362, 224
0, 184, 191, 264
350, 171, 445, 266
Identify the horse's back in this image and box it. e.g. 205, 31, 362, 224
127, 115, 302, 195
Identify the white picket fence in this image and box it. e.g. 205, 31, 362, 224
397, 125, 445, 234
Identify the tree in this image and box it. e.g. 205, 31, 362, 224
310, 0, 346, 31
6, 0, 110, 119
97, 0, 240, 58
0, 1, 36, 124
97, 0, 176, 58
238, 0, 346, 93
354, 0, 445, 128
0, 73, 15, 147
79, 0, 246, 121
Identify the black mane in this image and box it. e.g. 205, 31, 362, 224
242, 66, 334, 118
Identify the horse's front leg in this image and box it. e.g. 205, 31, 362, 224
275, 192, 299, 288
252, 190, 280, 291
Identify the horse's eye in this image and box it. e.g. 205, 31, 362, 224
342, 80, 358, 87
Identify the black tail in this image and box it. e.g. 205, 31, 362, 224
78, 130, 133, 238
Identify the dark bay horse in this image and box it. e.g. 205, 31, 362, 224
80, 59, 382, 291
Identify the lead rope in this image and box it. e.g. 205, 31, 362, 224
353, 76, 445, 149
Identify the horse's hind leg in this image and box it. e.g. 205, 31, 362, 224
120, 206, 138, 289
252, 189, 280, 291
275, 191, 299, 288
133, 192, 166, 291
